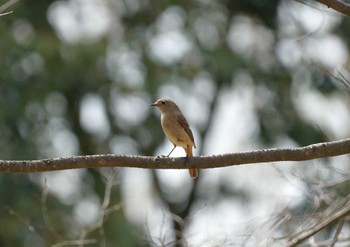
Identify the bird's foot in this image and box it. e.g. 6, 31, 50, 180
154, 155, 167, 161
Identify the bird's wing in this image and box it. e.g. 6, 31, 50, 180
176, 114, 196, 148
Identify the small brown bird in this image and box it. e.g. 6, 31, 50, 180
151, 98, 198, 178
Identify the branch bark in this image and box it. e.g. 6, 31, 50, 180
313, 0, 350, 16
1, 138, 350, 173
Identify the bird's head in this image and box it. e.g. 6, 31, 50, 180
151, 98, 179, 114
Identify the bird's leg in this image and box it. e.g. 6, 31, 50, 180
183, 146, 190, 161
167, 144, 177, 157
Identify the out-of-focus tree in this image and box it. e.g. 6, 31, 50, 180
1, 0, 350, 246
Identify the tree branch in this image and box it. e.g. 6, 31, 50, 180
0, 0, 18, 15
313, 0, 350, 16
1, 138, 350, 173
285, 197, 350, 247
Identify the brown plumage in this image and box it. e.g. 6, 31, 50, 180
151, 98, 198, 178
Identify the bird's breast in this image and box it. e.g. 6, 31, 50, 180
161, 114, 193, 148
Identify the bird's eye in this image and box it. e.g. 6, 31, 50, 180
161, 101, 165, 105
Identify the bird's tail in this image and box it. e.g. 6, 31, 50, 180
189, 168, 198, 178
186, 145, 198, 179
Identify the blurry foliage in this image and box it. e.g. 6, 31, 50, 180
0, 0, 350, 246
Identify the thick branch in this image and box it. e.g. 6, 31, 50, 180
1, 138, 350, 173
313, 0, 350, 16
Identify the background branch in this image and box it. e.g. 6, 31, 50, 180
285, 197, 350, 247
1, 138, 350, 173
0, 0, 18, 15
313, 0, 350, 15
150, 78, 223, 246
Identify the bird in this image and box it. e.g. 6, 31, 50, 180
151, 98, 198, 178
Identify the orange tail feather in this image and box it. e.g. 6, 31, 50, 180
189, 168, 198, 178
186, 145, 198, 179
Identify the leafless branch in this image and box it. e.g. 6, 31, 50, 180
314, 62, 350, 91
1, 138, 350, 173
0, 0, 18, 16
0, 10, 11, 16
312, 0, 350, 15
41, 180, 63, 242
4, 205, 37, 233
78, 169, 120, 246
285, 196, 350, 247
51, 239, 97, 247
329, 217, 345, 247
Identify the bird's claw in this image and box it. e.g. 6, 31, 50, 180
156, 155, 167, 160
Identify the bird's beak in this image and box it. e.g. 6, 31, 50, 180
150, 102, 157, 106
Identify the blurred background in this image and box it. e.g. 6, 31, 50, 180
1, 0, 350, 246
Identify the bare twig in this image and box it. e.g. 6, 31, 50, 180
329, 217, 345, 247
4, 205, 36, 233
314, 63, 350, 91
78, 169, 120, 246
0, 0, 18, 15
312, 0, 350, 16
0, 10, 12, 16
335, 70, 350, 91
51, 239, 97, 247
0, 138, 350, 173
41, 180, 63, 242
285, 197, 350, 247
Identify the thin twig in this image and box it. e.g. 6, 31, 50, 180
285, 197, 350, 247
41, 180, 63, 241
78, 169, 120, 246
312, 0, 350, 16
314, 62, 350, 91
0, 0, 18, 13
51, 239, 97, 247
4, 205, 36, 233
0, 11, 12, 16
329, 217, 345, 247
